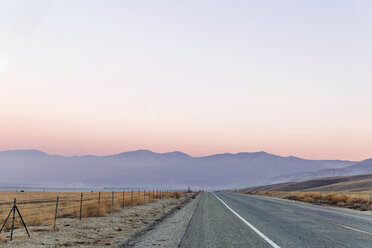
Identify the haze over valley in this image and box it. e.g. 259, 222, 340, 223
1, 149, 366, 189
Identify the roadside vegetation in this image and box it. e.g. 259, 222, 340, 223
0, 190, 183, 233
243, 190, 372, 211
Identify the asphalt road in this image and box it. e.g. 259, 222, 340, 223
179, 192, 372, 248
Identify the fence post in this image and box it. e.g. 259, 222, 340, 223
131, 190, 134, 206
148, 190, 151, 203
98, 192, 101, 208
143, 190, 146, 204
122, 191, 125, 208
79, 193, 83, 220
112, 191, 114, 209
53, 196, 59, 230
359, 192, 361, 201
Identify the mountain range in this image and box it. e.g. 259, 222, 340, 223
0, 149, 369, 189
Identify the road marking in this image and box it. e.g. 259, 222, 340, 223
281, 206, 372, 236
338, 225, 372, 236
243, 193, 372, 221
212, 193, 281, 248
281, 208, 294, 213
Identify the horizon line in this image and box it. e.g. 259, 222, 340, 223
0, 148, 364, 162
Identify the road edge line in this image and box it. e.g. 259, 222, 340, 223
212, 192, 281, 248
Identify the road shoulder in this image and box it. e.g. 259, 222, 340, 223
122, 194, 200, 248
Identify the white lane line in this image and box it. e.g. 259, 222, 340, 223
212, 193, 281, 248
338, 225, 372, 236
281, 208, 295, 214
282, 205, 372, 236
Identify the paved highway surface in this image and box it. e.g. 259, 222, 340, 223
179, 192, 372, 248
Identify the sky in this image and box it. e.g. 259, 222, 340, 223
1, 0, 371, 161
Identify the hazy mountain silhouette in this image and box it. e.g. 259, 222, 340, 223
0, 149, 358, 189
271, 158, 372, 183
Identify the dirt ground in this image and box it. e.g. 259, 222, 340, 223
0, 198, 184, 247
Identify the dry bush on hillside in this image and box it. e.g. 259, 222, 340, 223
281, 191, 371, 210
326, 194, 348, 205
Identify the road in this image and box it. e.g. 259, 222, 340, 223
179, 192, 372, 248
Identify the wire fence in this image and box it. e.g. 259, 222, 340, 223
0, 190, 183, 233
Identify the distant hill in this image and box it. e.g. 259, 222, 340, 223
271, 158, 372, 183
0, 149, 357, 189
242, 173, 372, 192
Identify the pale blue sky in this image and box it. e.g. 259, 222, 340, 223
1, 0, 372, 160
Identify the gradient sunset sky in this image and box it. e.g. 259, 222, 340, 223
1, 1, 371, 160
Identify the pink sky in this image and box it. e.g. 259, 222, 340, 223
1, 1, 372, 161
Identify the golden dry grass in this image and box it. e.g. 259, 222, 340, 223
244, 190, 372, 210
0, 191, 183, 231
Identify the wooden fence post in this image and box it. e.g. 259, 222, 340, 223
112, 191, 114, 209
98, 192, 101, 208
122, 191, 125, 208
53, 196, 59, 230
131, 190, 134, 206
143, 190, 146, 204
79, 193, 83, 220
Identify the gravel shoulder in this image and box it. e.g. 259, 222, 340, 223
125, 194, 200, 248
0, 197, 187, 247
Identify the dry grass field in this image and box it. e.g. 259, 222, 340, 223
0, 190, 182, 233
241, 173, 372, 192
240, 173, 372, 211
244, 190, 372, 211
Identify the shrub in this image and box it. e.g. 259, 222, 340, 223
302, 197, 314, 203
174, 192, 182, 199
346, 197, 360, 204
326, 194, 348, 205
